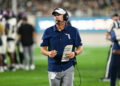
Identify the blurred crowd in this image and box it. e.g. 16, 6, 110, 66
0, 0, 120, 17
0, 9, 36, 72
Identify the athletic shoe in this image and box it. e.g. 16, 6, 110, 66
0, 66, 4, 72
30, 64, 35, 70
15, 64, 20, 69
24, 65, 29, 70
8, 66, 16, 72
19, 64, 24, 69
3, 66, 8, 70
100, 78, 110, 82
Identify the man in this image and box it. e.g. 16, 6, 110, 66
15, 12, 25, 69
5, 11, 17, 71
101, 13, 119, 81
0, 10, 7, 71
0, 19, 4, 72
40, 8, 82, 86
0, 36, 3, 72
108, 18, 120, 86
18, 17, 36, 70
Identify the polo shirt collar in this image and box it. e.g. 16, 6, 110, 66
53, 23, 68, 32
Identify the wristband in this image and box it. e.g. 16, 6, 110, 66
74, 51, 77, 56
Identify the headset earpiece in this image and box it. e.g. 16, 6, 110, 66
63, 12, 69, 21
63, 9, 69, 21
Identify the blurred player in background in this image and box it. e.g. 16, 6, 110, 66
18, 17, 36, 70
9, 10, 20, 69
101, 13, 120, 81
41, 8, 82, 86
0, 10, 8, 71
108, 16, 120, 86
4, 10, 17, 71
0, 15, 5, 72
16, 12, 25, 69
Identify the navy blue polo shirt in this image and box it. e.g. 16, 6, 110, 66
41, 24, 82, 72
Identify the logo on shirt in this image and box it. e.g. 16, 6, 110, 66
65, 33, 71, 39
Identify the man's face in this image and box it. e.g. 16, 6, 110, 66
54, 13, 64, 23
112, 16, 119, 21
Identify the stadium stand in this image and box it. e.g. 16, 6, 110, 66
0, 0, 120, 17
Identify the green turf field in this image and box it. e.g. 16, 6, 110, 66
0, 45, 119, 86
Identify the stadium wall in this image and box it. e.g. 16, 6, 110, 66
36, 33, 111, 46
32, 16, 112, 46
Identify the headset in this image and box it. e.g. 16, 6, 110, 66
63, 9, 69, 21
52, 8, 69, 21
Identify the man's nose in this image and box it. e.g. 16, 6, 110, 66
55, 16, 60, 19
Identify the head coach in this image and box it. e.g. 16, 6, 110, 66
40, 8, 82, 86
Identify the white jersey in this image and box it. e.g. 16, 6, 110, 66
0, 20, 7, 54
16, 20, 23, 42
107, 20, 120, 32
7, 18, 17, 40
17, 20, 23, 28
107, 20, 114, 32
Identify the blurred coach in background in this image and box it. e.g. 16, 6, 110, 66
101, 13, 119, 81
109, 16, 120, 86
18, 17, 36, 70
40, 8, 82, 86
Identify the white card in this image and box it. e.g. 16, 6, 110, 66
61, 45, 73, 62
50, 72, 57, 79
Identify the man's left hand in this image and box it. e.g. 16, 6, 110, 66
66, 52, 75, 59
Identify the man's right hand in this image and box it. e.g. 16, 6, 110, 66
48, 50, 57, 58
106, 32, 111, 40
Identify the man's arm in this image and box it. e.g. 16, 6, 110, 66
41, 46, 57, 58
106, 21, 115, 41
106, 32, 111, 40
33, 31, 37, 43
75, 46, 82, 55
18, 34, 21, 40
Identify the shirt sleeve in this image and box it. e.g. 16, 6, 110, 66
74, 29, 82, 47
107, 22, 114, 32
31, 25, 35, 32
40, 29, 50, 47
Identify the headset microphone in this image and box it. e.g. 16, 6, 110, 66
56, 20, 61, 25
